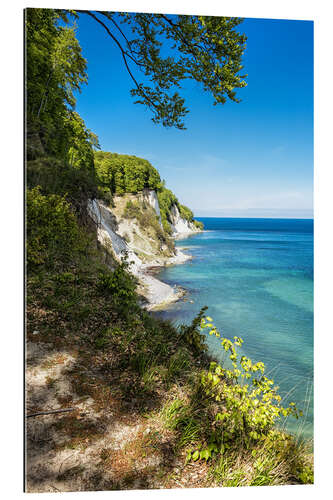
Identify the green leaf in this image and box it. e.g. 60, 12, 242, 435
200, 449, 210, 461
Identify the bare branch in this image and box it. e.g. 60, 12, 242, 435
27, 408, 76, 418
97, 11, 143, 61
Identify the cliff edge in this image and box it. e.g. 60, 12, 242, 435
88, 188, 201, 310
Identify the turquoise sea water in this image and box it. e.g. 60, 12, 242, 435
155, 218, 313, 440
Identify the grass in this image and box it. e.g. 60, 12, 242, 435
26, 198, 314, 490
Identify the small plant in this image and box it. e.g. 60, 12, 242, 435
193, 220, 204, 230
179, 306, 209, 354
55, 272, 76, 284
97, 186, 113, 206
97, 253, 138, 313
160, 399, 190, 430
26, 186, 88, 268
186, 315, 303, 463
297, 464, 314, 484
123, 200, 140, 219
164, 347, 191, 386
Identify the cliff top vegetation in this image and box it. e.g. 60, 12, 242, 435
25, 7, 313, 492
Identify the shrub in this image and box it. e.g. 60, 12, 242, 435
161, 217, 172, 235
26, 186, 88, 268
193, 220, 204, 230
180, 306, 209, 354
97, 186, 113, 206
27, 157, 97, 216
123, 200, 140, 219
186, 315, 303, 463
179, 204, 194, 222
97, 254, 138, 313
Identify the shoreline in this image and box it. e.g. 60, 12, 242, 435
88, 198, 201, 311
137, 246, 193, 311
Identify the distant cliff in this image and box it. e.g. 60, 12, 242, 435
90, 151, 203, 308
94, 151, 204, 234
88, 187, 201, 310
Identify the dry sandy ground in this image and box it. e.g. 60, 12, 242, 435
25, 341, 208, 493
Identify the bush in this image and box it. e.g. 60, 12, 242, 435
180, 306, 209, 354
193, 220, 204, 230
186, 314, 303, 463
27, 157, 97, 215
123, 200, 140, 219
97, 255, 138, 313
179, 204, 194, 222
161, 217, 172, 235
97, 186, 113, 206
26, 186, 88, 268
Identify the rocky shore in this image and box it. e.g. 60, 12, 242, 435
88, 198, 200, 311
138, 248, 192, 310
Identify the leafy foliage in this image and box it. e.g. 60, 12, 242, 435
193, 219, 204, 230
179, 204, 194, 222
94, 152, 163, 196
186, 314, 303, 463
157, 188, 179, 234
179, 306, 209, 354
97, 254, 139, 314
26, 187, 89, 268
76, 10, 247, 129
27, 157, 98, 216
25, 8, 99, 169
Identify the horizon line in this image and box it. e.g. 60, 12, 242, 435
194, 215, 314, 220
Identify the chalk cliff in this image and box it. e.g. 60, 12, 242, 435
88, 190, 201, 310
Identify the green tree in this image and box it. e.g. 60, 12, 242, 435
65, 111, 100, 171
94, 152, 162, 195
25, 8, 97, 165
72, 10, 247, 129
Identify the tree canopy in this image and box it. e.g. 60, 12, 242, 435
94, 151, 203, 233
25, 7, 245, 232
26, 8, 99, 167
72, 10, 248, 129
94, 151, 163, 195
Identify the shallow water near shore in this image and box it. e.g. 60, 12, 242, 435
154, 218, 314, 440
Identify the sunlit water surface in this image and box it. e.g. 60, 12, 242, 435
154, 218, 313, 439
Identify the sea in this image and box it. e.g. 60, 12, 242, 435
154, 218, 314, 440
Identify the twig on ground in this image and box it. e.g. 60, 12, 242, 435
27, 408, 76, 418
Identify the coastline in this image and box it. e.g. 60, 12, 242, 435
137, 246, 192, 311
88, 198, 201, 311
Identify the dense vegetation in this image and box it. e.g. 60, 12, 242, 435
25, 8, 313, 491
94, 151, 204, 233
75, 11, 247, 129
94, 152, 163, 196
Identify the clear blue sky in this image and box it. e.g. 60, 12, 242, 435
73, 14, 313, 218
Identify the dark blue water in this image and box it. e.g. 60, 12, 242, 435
155, 218, 313, 439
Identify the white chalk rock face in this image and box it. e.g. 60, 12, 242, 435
144, 189, 162, 223
87, 194, 199, 310
87, 199, 142, 273
169, 204, 199, 236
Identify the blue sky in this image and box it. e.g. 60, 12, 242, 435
73, 13, 313, 218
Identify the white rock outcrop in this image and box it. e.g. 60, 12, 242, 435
169, 203, 200, 237
143, 189, 162, 224
87, 198, 193, 310
88, 199, 143, 274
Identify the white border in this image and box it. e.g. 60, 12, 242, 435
2, 1, 332, 499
